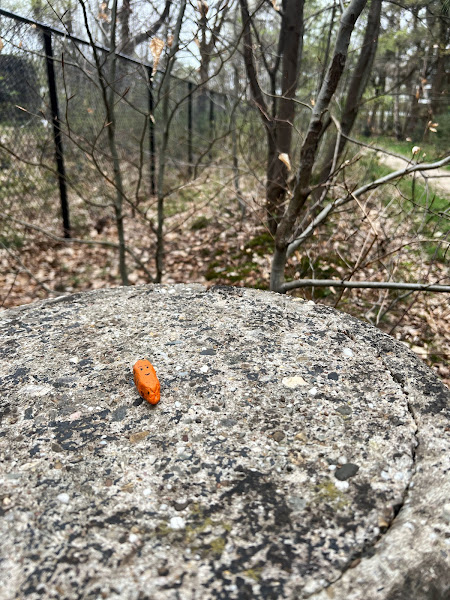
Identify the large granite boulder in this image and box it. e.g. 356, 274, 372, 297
0, 284, 449, 599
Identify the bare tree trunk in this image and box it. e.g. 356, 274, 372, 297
320, 0, 381, 182
195, 0, 230, 141
379, 97, 386, 133
430, 7, 449, 116
80, 0, 129, 285
271, 0, 369, 292
404, 49, 428, 139
270, 0, 304, 231
240, 0, 304, 234
119, 0, 132, 50
106, 0, 129, 285
393, 48, 402, 140
367, 73, 385, 134
316, 0, 337, 97
64, 0, 75, 34
155, 0, 187, 283
231, 67, 245, 218
265, 133, 285, 234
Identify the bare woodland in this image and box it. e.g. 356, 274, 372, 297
0, 0, 449, 384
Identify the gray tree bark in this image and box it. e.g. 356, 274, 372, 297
155, 0, 187, 283
319, 0, 382, 182
80, 0, 129, 285
240, 0, 304, 234
271, 0, 369, 291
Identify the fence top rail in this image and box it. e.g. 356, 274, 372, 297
0, 7, 230, 98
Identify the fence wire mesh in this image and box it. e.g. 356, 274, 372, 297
0, 9, 260, 304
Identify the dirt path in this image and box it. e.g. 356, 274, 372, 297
377, 153, 450, 197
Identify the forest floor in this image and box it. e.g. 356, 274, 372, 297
1, 156, 449, 388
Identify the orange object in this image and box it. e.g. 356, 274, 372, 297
133, 360, 160, 405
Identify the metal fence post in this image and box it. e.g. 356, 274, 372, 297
43, 28, 71, 238
188, 81, 193, 177
147, 68, 156, 195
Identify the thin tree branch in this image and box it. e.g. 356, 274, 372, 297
281, 279, 450, 293
239, 0, 271, 125
121, 0, 172, 55
286, 154, 450, 257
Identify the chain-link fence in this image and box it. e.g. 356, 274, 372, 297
0, 8, 262, 300
0, 9, 235, 220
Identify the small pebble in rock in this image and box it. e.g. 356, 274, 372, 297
335, 463, 359, 481
200, 365, 209, 373
174, 499, 190, 511
342, 347, 354, 358
129, 533, 139, 544
308, 387, 318, 396
334, 480, 350, 491
169, 516, 186, 530
442, 504, 450, 523
57, 493, 70, 504
337, 455, 347, 465
288, 495, 306, 511
283, 376, 307, 388
174, 401, 181, 408
272, 431, 285, 442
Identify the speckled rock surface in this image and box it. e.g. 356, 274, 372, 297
0, 284, 449, 600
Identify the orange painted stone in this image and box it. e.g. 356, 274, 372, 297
133, 359, 161, 405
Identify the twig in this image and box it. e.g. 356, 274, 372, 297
287, 155, 450, 257
281, 279, 450, 293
